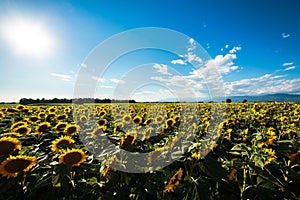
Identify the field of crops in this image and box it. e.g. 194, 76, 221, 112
0, 102, 299, 199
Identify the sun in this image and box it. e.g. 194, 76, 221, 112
1, 17, 54, 58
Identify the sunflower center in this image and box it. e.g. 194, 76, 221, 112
38, 125, 49, 132
4, 159, 31, 173
0, 142, 15, 155
67, 127, 76, 134
56, 124, 66, 131
63, 152, 82, 165
57, 140, 71, 148
16, 127, 28, 134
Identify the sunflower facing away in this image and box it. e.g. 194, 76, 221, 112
51, 136, 75, 153
0, 155, 36, 178
36, 122, 51, 134
64, 124, 79, 136
164, 168, 183, 192
0, 111, 5, 119
59, 149, 87, 167
0, 137, 21, 156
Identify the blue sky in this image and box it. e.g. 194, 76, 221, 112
0, 0, 299, 102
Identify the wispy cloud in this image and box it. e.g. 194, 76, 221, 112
81, 63, 87, 68
281, 33, 291, 39
110, 78, 125, 84
50, 73, 72, 81
153, 64, 171, 75
284, 66, 296, 71
282, 62, 294, 66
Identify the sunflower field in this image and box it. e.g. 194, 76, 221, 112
0, 102, 299, 199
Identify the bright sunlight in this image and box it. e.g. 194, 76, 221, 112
1, 17, 54, 58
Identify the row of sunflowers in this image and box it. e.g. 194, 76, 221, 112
0, 102, 299, 199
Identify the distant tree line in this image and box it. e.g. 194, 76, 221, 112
19, 98, 136, 105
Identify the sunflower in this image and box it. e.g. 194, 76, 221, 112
122, 115, 132, 124
14, 125, 31, 135
98, 119, 107, 126
16, 105, 25, 110
38, 112, 46, 119
121, 131, 137, 146
51, 136, 75, 153
132, 116, 142, 125
36, 122, 51, 134
155, 115, 164, 124
48, 106, 57, 113
54, 122, 68, 133
144, 118, 153, 125
92, 126, 107, 138
27, 116, 40, 124
46, 113, 56, 121
59, 149, 87, 167
0, 112, 5, 119
0, 155, 36, 178
99, 110, 107, 117
164, 168, 183, 192
165, 118, 175, 128
56, 114, 68, 121
79, 115, 87, 123
0, 137, 21, 156
64, 124, 79, 136
11, 121, 27, 130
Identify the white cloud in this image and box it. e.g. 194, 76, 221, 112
81, 63, 87, 68
281, 33, 291, 39
110, 78, 125, 84
153, 64, 171, 75
50, 73, 72, 81
225, 44, 229, 49
284, 66, 296, 71
91, 76, 105, 82
99, 85, 113, 89
282, 62, 294, 66
171, 59, 186, 65
229, 46, 242, 54
224, 73, 300, 96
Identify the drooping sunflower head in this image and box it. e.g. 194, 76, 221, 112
64, 124, 79, 136
0, 155, 36, 179
36, 122, 51, 134
51, 136, 75, 153
132, 116, 142, 125
59, 149, 87, 167
54, 122, 68, 133
14, 125, 31, 135
0, 137, 21, 156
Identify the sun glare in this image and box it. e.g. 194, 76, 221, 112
1, 17, 54, 58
